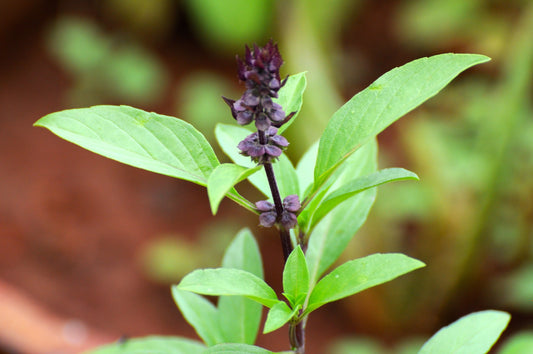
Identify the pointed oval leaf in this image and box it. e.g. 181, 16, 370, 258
263, 301, 297, 334
35, 105, 219, 185
205, 343, 274, 354
176, 268, 278, 307
171, 288, 224, 346
308, 168, 419, 228
305, 140, 377, 285
218, 229, 264, 344
221, 228, 264, 279
306, 253, 425, 314
87, 336, 205, 354
215, 124, 299, 198
207, 163, 261, 214
296, 140, 319, 197
282, 246, 309, 308
314, 54, 491, 184
276, 72, 307, 134
418, 310, 511, 354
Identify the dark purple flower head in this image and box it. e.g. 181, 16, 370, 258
223, 40, 288, 131
238, 127, 288, 164
238, 41, 283, 88
255, 195, 300, 229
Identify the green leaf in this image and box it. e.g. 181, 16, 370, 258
282, 246, 310, 307
185, 0, 272, 50
314, 54, 490, 188
276, 72, 307, 134
176, 268, 278, 307
221, 228, 263, 278
171, 288, 224, 346
35, 105, 218, 185
418, 310, 510, 354
86, 335, 205, 354
207, 163, 261, 214
205, 343, 274, 354
307, 168, 419, 229
305, 140, 377, 285
218, 229, 264, 344
35, 105, 255, 212
300, 138, 377, 234
263, 301, 298, 334
296, 141, 319, 197
306, 253, 425, 314
215, 124, 299, 198
498, 331, 533, 354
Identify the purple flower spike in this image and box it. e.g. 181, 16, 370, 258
238, 128, 289, 164
224, 40, 287, 131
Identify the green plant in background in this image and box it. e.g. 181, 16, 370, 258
332, 2, 533, 334
35, 41, 503, 353
47, 16, 166, 106
184, 0, 273, 52
141, 221, 242, 283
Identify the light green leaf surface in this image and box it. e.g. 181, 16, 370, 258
263, 301, 297, 334
305, 140, 378, 285
218, 229, 264, 344
283, 246, 310, 307
314, 54, 490, 188
215, 124, 299, 198
176, 268, 278, 307
418, 310, 510, 354
307, 253, 425, 314
207, 163, 261, 214
86, 336, 205, 354
171, 288, 224, 346
498, 331, 533, 354
185, 0, 272, 50
35, 105, 255, 211
296, 141, 319, 197
221, 229, 264, 278
35, 105, 218, 184
307, 168, 419, 229
205, 343, 274, 354
276, 72, 307, 134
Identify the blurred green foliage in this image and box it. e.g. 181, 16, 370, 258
329, 336, 425, 354
498, 331, 533, 354
103, 0, 177, 40
184, 0, 273, 52
47, 16, 167, 105
175, 72, 238, 142
140, 221, 241, 283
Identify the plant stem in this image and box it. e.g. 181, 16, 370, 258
263, 161, 293, 261
258, 130, 293, 260
259, 131, 302, 351
289, 320, 305, 353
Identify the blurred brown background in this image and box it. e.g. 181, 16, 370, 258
0, 0, 532, 353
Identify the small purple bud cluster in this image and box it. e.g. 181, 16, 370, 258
256, 194, 300, 229
237, 127, 288, 164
